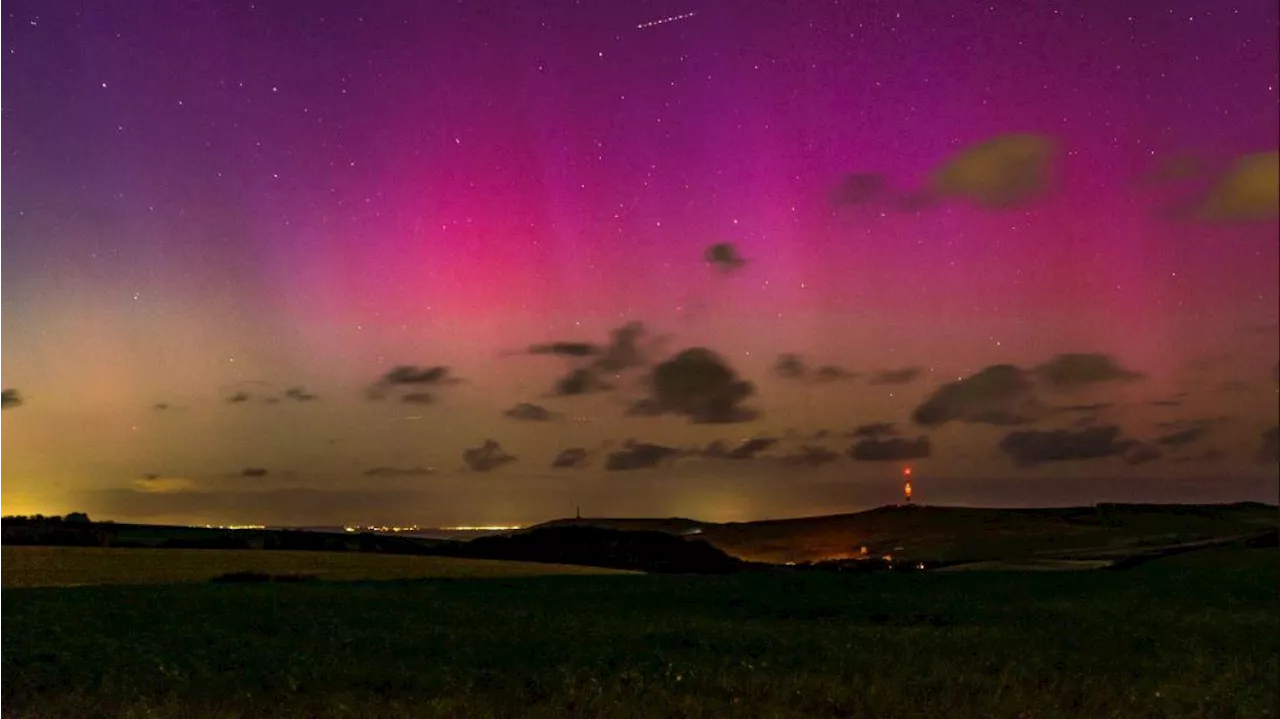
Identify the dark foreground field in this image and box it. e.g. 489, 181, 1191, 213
4, 548, 1277, 719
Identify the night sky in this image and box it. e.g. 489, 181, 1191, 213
3, 1, 1277, 527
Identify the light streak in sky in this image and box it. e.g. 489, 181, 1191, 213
636, 11, 697, 30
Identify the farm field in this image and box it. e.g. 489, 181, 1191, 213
3, 547, 1276, 719
0, 546, 634, 588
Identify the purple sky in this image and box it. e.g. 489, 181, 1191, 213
2, 0, 1277, 526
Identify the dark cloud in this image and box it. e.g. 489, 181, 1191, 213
1054, 403, 1113, 413
1155, 425, 1210, 448
849, 436, 930, 462
605, 441, 682, 471
703, 437, 778, 460
830, 172, 888, 206
534, 322, 656, 397
1148, 399, 1183, 407
504, 402, 558, 422
401, 392, 437, 405
781, 445, 842, 468
813, 365, 857, 382
1123, 442, 1162, 466
529, 342, 601, 358
1033, 353, 1142, 389
462, 440, 517, 472
593, 321, 650, 373
240, 467, 269, 478
927, 133, 1057, 209
363, 466, 436, 478
704, 242, 748, 273
1195, 151, 1279, 221
551, 448, 591, 469
773, 353, 806, 379
772, 354, 854, 382
641, 348, 758, 424
152, 403, 171, 411
369, 365, 460, 400
1, 389, 22, 410
1171, 449, 1226, 464
998, 425, 1127, 466
851, 422, 897, 438
912, 365, 1039, 427
283, 386, 318, 402
552, 368, 612, 397
1258, 427, 1279, 465
869, 367, 922, 385
226, 391, 251, 403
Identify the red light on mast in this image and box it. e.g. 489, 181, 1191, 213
903, 467, 912, 477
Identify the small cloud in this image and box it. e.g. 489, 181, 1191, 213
1148, 399, 1182, 408
772, 354, 854, 382
641, 348, 758, 424
605, 441, 682, 471
998, 426, 1127, 466
551, 448, 591, 469
781, 445, 842, 467
706, 437, 778, 460
1196, 151, 1279, 221
773, 353, 806, 379
1155, 425, 1209, 448
152, 402, 170, 411
1123, 442, 1162, 466
1054, 403, 1113, 413
133, 475, 195, 493
529, 342, 601, 358
849, 436, 930, 462
240, 467, 269, 478
1033, 353, 1142, 390
504, 402, 558, 422
369, 365, 460, 400
869, 367, 922, 385
813, 365, 857, 382
927, 133, 1057, 209
912, 365, 1039, 427
851, 422, 897, 438
284, 386, 318, 402
704, 242, 748, 273
1171, 448, 1226, 464
534, 321, 658, 397
401, 392, 436, 405
1, 388, 22, 409
463, 440, 516, 472
552, 368, 612, 397
226, 391, 251, 403
363, 466, 436, 478
593, 321, 651, 373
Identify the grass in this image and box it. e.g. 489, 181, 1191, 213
3, 547, 1277, 718
0, 546, 634, 588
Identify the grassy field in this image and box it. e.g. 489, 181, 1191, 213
3, 547, 1276, 718
1, 546, 634, 588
